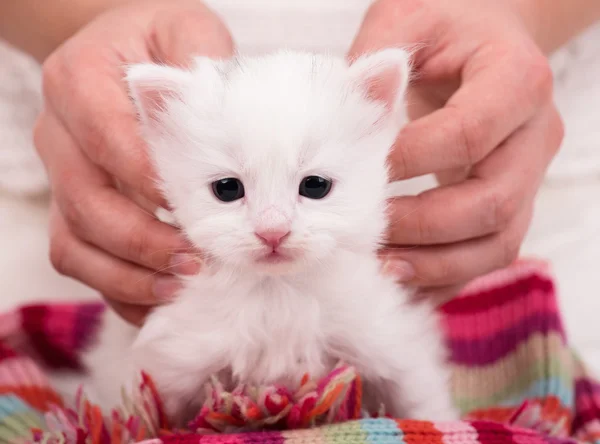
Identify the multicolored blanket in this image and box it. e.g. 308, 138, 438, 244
0, 259, 599, 444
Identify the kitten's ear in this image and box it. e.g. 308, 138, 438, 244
126, 63, 193, 126
348, 49, 411, 116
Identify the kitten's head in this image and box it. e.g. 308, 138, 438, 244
126, 50, 410, 275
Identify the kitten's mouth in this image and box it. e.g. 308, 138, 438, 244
256, 250, 292, 264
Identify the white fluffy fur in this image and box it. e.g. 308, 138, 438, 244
83, 50, 457, 423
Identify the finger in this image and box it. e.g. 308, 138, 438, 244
41, 45, 166, 207
35, 112, 198, 275
348, 0, 442, 65
411, 284, 466, 307
64, 186, 199, 275
387, 105, 563, 245
471, 105, 564, 182
434, 168, 470, 187
380, 204, 533, 287
49, 203, 183, 306
117, 181, 163, 217
149, 2, 235, 66
41, 2, 235, 207
387, 178, 516, 246
388, 48, 553, 180
104, 297, 150, 327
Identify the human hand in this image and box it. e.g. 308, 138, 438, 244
35, 0, 234, 325
349, 0, 564, 293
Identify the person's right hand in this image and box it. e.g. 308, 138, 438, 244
349, 0, 562, 296
35, 0, 234, 325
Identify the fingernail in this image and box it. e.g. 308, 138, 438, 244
170, 253, 201, 275
382, 260, 415, 282
153, 277, 183, 301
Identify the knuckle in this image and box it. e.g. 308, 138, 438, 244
82, 118, 116, 167
120, 273, 156, 307
71, 119, 105, 169
499, 232, 521, 268
66, 44, 97, 81
434, 256, 456, 284
42, 44, 89, 103
416, 253, 463, 287
59, 185, 90, 236
79, 110, 130, 172
85, 122, 111, 167
451, 107, 487, 165
126, 222, 153, 266
487, 186, 519, 231
99, 261, 147, 306
413, 199, 436, 244
125, 218, 166, 269
524, 54, 554, 102
416, 254, 455, 286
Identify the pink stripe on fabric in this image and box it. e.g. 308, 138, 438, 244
457, 258, 551, 298
0, 310, 20, 339
443, 289, 559, 340
0, 356, 29, 386
0, 356, 50, 388
20, 355, 49, 388
435, 421, 479, 444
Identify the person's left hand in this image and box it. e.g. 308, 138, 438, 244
34, 0, 234, 325
349, 0, 564, 294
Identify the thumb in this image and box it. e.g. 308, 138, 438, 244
151, 2, 235, 66
348, 0, 437, 62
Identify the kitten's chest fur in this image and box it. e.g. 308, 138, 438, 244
141, 253, 392, 389
129, 251, 454, 422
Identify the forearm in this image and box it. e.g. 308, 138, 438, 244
0, 0, 130, 62
516, 0, 600, 53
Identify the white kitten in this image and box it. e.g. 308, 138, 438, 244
85, 50, 457, 424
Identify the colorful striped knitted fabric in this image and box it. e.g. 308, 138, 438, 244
0, 259, 599, 444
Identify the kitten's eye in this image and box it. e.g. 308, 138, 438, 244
299, 176, 332, 199
212, 178, 245, 202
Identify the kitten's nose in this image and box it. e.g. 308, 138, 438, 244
255, 230, 290, 249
